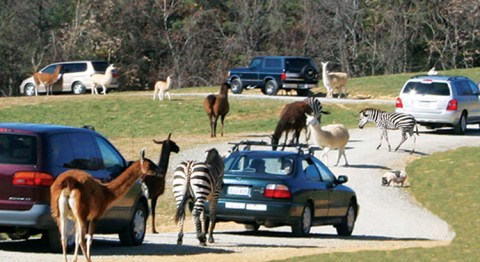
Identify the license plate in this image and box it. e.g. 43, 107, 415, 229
225, 202, 245, 209
246, 204, 267, 211
227, 186, 250, 196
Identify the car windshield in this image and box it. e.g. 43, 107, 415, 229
0, 134, 37, 165
225, 155, 294, 176
402, 81, 450, 96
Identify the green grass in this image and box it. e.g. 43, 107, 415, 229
284, 147, 480, 261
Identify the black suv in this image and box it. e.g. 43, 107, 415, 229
227, 56, 319, 96
0, 123, 149, 251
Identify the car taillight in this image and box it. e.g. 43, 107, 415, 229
264, 184, 291, 199
111, 70, 118, 78
281, 71, 287, 81
446, 99, 458, 111
12, 172, 54, 187
396, 97, 403, 108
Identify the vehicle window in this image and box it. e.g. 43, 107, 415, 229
467, 80, 480, 95
62, 63, 87, 73
248, 58, 262, 68
311, 157, 336, 184
41, 65, 59, 74
402, 81, 450, 96
285, 58, 313, 71
95, 136, 126, 178
456, 80, 474, 96
264, 58, 281, 68
225, 155, 293, 176
48, 133, 102, 170
302, 160, 321, 181
92, 61, 109, 71
0, 134, 37, 165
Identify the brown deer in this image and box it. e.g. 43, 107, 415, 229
50, 148, 160, 262
33, 65, 62, 96
144, 133, 180, 233
204, 83, 230, 137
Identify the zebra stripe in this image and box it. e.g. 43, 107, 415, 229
172, 148, 224, 246
304, 97, 323, 118
359, 108, 418, 154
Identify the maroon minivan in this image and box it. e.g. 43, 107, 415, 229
0, 123, 149, 251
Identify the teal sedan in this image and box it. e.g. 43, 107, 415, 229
212, 141, 359, 236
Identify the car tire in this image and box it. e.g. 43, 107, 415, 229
245, 224, 260, 232
454, 112, 467, 135
263, 80, 279, 96
72, 82, 86, 95
46, 226, 75, 253
296, 89, 311, 97
24, 83, 36, 96
335, 202, 356, 236
119, 201, 147, 246
230, 78, 243, 94
291, 204, 312, 236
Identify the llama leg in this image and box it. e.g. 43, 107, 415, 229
85, 220, 96, 262
321, 148, 330, 166
151, 197, 158, 234
152, 89, 157, 100
101, 84, 107, 95
58, 194, 69, 262
167, 91, 171, 101
160, 90, 164, 101
213, 116, 219, 137
220, 114, 226, 136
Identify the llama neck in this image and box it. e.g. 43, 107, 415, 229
106, 161, 144, 199
322, 64, 329, 85
104, 68, 114, 82
308, 122, 328, 143
219, 85, 228, 97
158, 146, 173, 175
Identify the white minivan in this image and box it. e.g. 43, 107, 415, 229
19, 60, 119, 96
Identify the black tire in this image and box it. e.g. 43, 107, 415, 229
454, 112, 467, 135
263, 80, 279, 96
24, 83, 36, 96
245, 224, 260, 232
46, 226, 75, 253
296, 89, 311, 97
300, 65, 317, 81
72, 82, 86, 95
230, 78, 243, 94
336, 202, 356, 236
291, 204, 312, 236
119, 201, 147, 246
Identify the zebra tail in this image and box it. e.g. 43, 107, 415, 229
174, 170, 191, 224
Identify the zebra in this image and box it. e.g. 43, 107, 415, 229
358, 108, 419, 154
172, 148, 224, 246
304, 97, 329, 140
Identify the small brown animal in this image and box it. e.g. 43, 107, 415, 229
204, 83, 230, 137
153, 75, 173, 101
33, 65, 62, 96
382, 170, 408, 187
50, 148, 160, 262
144, 133, 180, 233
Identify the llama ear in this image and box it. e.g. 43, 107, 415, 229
322, 110, 331, 115
167, 133, 172, 140
140, 147, 147, 173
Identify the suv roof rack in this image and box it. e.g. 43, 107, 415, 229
228, 140, 318, 156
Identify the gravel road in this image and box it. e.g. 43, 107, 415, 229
2, 122, 479, 262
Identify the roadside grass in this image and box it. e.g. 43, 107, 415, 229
281, 147, 480, 261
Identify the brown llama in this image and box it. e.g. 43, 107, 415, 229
50, 148, 160, 262
204, 83, 230, 137
271, 97, 327, 150
144, 133, 180, 233
33, 65, 62, 96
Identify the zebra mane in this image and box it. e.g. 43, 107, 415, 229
360, 107, 385, 115
205, 148, 224, 176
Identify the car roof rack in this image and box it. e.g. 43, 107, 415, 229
228, 140, 317, 156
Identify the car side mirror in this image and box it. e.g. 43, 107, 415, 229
336, 175, 348, 184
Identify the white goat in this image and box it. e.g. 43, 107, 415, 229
153, 75, 173, 101
382, 170, 408, 187
427, 67, 438, 75
91, 64, 116, 95
321, 61, 348, 99
306, 113, 350, 166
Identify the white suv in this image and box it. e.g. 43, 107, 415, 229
395, 75, 480, 134
19, 60, 119, 96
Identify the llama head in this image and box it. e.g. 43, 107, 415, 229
305, 113, 319, 126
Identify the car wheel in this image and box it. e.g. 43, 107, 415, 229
454, 112, 467, 135
263, 80, 279, 96
119, 201, 147, 246
291, 204, 312, 236
46, 223, 75, 253
230, 78, 243, 94
245, 224, 260, 232
296, 89, 311, 97
336, 202, 356, 236
72, 82, 86, 95
24, 83, 36, 96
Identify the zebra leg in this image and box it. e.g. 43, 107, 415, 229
192, 206, 206, 246
207, 196, 219, 243
411, 131, 416, 154
376, 130, 385, 150
384, 130, 392, 151
394, 131, 408, 152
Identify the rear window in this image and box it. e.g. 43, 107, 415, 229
402, 81, 450, 96
47, 133, 102, 170
225, 155, 294, 176
0, 134, 37, 165
91, 61, 109, 71
285, 58, 315, 71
